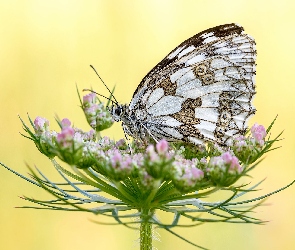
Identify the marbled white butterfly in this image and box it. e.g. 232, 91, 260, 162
109, 23, 256, 146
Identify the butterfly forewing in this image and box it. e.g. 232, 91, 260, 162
124, 23, 256, 146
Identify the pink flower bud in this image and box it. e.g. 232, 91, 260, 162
251, 123, 267, 146
34, 116, 49, 134
83, 93, 96, 105
120, 156, 132, 169
115, 139, 126, 148
61, 118, 71, 129
156, 139, 169, 155
146, 145, 159, 162
229, 156, 242, 173
191, 167, 204, 180
57, 127, 75, 142
111, 150, 122, 167
221, 152, 233, 164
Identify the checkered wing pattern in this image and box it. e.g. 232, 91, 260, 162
127, 23, 256, 146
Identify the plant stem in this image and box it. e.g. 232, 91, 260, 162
140, 209, 153, 250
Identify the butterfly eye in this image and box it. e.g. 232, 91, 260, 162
195, 65, 207, 76
114, 107, 122, 116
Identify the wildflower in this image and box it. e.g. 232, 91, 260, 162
115, 138, 127, 149
7, 106, 290, 250
31, 117, 57, 157
61, 118, 71, 128
82, 94, 113, 132
146, 145, 160, 162
83, 93, 96, 106
207, 151, 242, 186
171, 157, 206, 192
102, 149, 134, 181
54, 119, 84, 165
33, 116, 49, 135
156, 139, 169, 155
232, 125, 267, 164
56, 127, 75, 147
251, 123, 267, 146
145, 140, 173, 179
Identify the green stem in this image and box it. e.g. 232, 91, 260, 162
140, 209, 153, 250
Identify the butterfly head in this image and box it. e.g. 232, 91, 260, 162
109, 104, 129, 122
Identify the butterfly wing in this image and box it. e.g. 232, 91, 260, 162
130, 23, 256, 146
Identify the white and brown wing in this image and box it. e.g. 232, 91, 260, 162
129, 23, 256, 146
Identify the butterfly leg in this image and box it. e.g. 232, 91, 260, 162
122, 124, 133, 154
140, 123, 159, 143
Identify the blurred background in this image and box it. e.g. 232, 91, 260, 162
0, 1, 294, 249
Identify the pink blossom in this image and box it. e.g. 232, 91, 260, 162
115, 139, 126, 148
90, 120, 96, 128
110, 150, 122, 167
210, 156, 223, 166
85, 104, 99, 116
34, 116, 49, 134
120, 156, 132, 169
191, 167, 204, 180
251, 123, 267, 146
235, 135, 246, 141
73, 132, 83, 143
229, 156, 242, 173
61, 118, 71, 128
57, 127, 75, 142
236, 140, 247, 148
86, 129, 95, 141
221, 152, 233, 164
132, 153, 144, 167
83, 93, 96, 105
156, 139, 169, 155
221, 152, 242, 173
146, 145, 159, 162
100, 136, 111, 146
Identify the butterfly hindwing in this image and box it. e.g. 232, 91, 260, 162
128, 23, 256, 146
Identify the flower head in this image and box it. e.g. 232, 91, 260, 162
156, 139, 169, 155
10, 110, 290, 250
83, 93, 96, 106
34, 116, 49, 135
82, 94, 114, 132
207, 151, 242, 186
251, 123, 267, 146
61, 118, 71, 128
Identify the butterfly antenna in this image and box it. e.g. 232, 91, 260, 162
90, 65, 119, 103
83, 89, 117, 105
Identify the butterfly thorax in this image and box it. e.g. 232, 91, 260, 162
109, 104, 151, 142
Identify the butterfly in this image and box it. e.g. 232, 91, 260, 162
108, 23, 256, 147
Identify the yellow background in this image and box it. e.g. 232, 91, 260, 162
0, 1, 294, 249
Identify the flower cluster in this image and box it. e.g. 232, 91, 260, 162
251, 123, 267, 146
3, 91, 291, 250
207, 152, 242, 186
171, 157, 205, 192
82, 93, 114, 132
26, 98, 270, 193
232, 123, 267, 164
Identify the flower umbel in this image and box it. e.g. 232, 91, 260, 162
2, 101, 294, 250
82, 93, 113, 132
